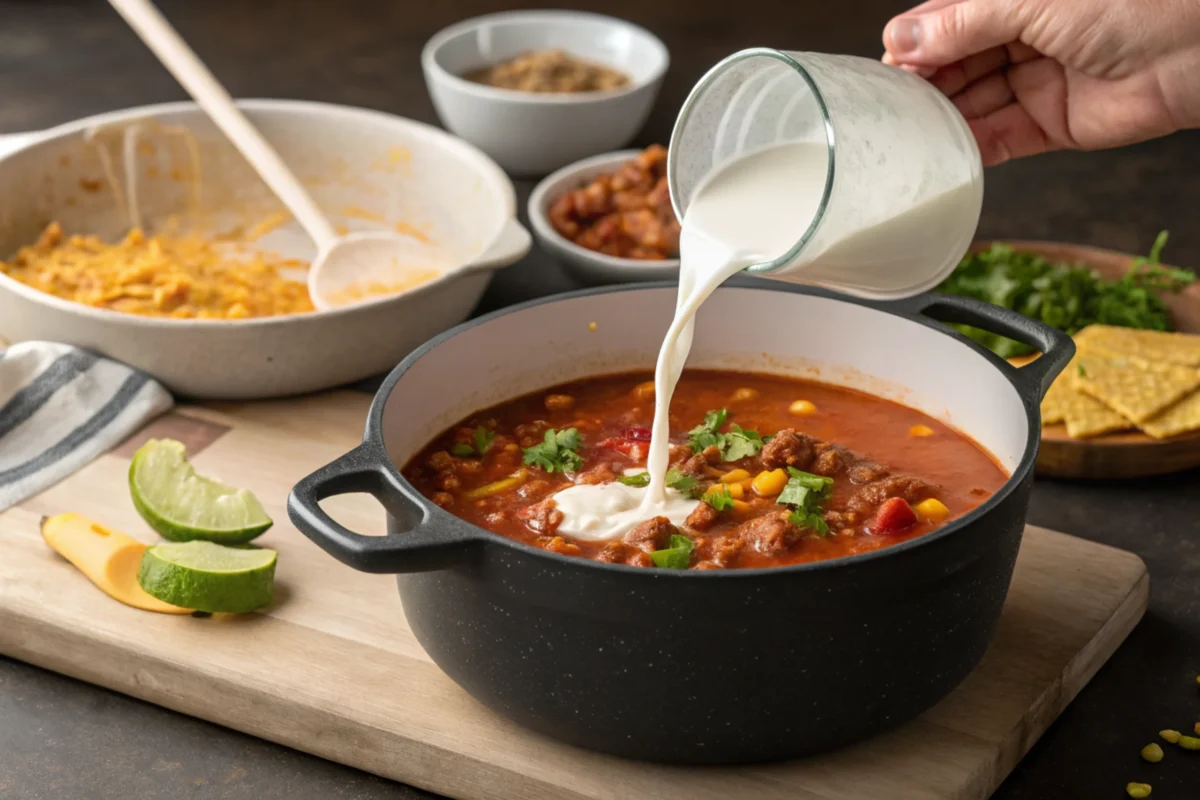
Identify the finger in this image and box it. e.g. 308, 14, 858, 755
968, 104, 1057, 166
952, 71, 1016, 119
884, 0, 1034, 67
928, 46, 1009, 96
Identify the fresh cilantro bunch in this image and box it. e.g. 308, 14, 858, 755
937, 231, 1193, 358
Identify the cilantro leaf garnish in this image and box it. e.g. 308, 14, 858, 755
704, 485, 736, 512
650, 533, 694, 570
777, 468, 834, 536
474, 426, 494, 455
721, 423, 764, 461
686, 409, 765, 462
616, 468, 701, 498
688, 409, 728, 453
451, 426, 495, 458
523, 428, 584, 474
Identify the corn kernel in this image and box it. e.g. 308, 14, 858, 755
914, 498, 950, 523
732, 387, 759, 402
789, 400, 817, 416
587, 321, 597, 331
720, 469, 751, 484
752, 469, 789, 496
726, 482, 745, 500
909, 424, 935, 437
732, 499, 752, 513
632, 381, 655, 401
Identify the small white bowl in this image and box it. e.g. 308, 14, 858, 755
422, 10, 669, 177
529, 149, 680, 285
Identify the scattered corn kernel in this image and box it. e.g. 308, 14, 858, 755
1126, 782, 1151, 799
788, 400, 817, 416
587, 321, 597, 331
1195, 722, 1200, 736
726, 483, 745, 500
1141, 743, 1164, 763
632, 381, 655, 401
1159, 730, 1181, 744
732, 387, 759, 402
1179, 735, 1200, 750
752, 469, 789, 496
914, 498, 950, 523
909, 424, 935, 437
720, 469, 751, 484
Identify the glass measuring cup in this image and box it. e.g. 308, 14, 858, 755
667, 49, 983, 299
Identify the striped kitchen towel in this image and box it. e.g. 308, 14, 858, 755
0, 341, 173, 511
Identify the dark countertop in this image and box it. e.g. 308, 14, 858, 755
2, 1, 1199, 797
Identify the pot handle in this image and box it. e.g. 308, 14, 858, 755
900, 293, 1075, 399
288, 443, 483, 574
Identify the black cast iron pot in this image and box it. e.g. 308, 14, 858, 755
288, 280, 1072, 764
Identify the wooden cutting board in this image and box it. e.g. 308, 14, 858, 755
0, 392, 1148, 800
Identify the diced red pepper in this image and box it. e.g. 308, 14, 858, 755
597, 438, 649, 461
623, 427, 653, 441
871, 497, 918, 536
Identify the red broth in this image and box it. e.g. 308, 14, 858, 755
402, 370, 1008, 570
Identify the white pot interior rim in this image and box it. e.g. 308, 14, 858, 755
369, 281, 1041, 574
0, 99, 521, 328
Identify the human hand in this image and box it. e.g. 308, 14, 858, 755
882, 0, 1200, 165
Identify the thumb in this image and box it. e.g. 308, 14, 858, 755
884, 0, 1034, 66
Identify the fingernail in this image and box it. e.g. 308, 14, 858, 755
887, 16, 922, 54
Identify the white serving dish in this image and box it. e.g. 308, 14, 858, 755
528, 149, 680, 285
0, 100, 530, 400
422, 10, 669, 177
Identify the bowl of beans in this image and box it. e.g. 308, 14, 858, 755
528, 146, 681, 285
422, 10, 669, 177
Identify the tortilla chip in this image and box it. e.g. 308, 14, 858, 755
1072, 350, 1200, 423
1140, 389, 1200, 439
1060, 384, 1135, 438
1040, 373, 1068, 424
1076, 325, 1200, 367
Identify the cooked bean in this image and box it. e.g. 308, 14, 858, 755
544, 394, 575, 411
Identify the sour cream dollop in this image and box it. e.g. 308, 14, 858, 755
553, 481, 699, 542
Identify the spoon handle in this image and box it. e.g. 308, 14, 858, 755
108, 0, 338, 249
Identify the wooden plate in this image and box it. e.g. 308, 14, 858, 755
969, 240, 1200, 479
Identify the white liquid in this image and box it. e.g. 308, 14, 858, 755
553, 482, 699, 541
551, 141, 977, 539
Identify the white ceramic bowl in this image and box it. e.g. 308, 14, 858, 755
0, 100, 530, 400
422, 10, 669, 177
528, 149, 680, 285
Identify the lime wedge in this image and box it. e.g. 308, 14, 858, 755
130, 439, 272, 544
138, 540, 277, 613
